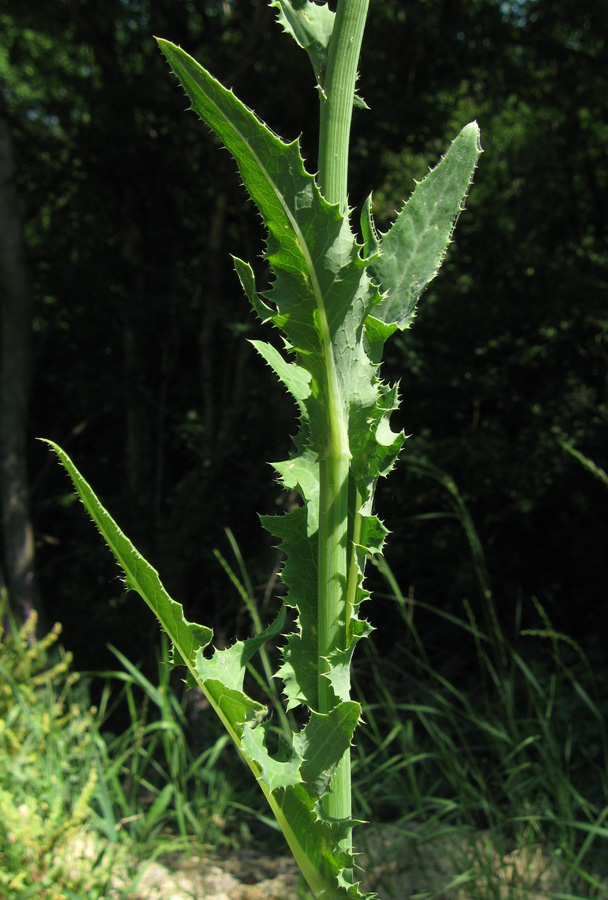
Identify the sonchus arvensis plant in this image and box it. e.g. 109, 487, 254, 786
45, 0, 481, 896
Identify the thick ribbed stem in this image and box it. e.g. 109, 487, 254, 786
316, 0, 370, 871
318, 0, 370, 210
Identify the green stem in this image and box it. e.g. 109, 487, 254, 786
318, 450, 350, 715
315, 0, 370, 869
318, 0, 370, 210
317, 447, 351, 830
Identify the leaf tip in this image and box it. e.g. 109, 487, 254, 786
38, 437, 64, 462
462, 119, 483, 154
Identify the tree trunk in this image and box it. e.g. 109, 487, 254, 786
0, 114, 40, 625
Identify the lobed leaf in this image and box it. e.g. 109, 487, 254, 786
250, 339, 312, 412
157, 40, 379, 453
273, 782, 368, 899
43, 440, 373, 897
262, 506, 319, 711
295, 702, 361, 796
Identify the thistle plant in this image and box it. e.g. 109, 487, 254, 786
45, 1, 481, 896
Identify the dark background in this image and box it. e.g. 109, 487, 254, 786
1, 0, 606, 685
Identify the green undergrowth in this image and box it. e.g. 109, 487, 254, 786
348, 461, 608, 898
350, 576, 608, 899
2, 553, 607, 900
0, 593, 240, 899
0, 599, 116, 898
214, 526, 608, 898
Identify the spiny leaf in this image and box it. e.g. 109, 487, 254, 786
157, 38, 344, 325
200, 680, 267, 741
233, 256, 274, 323
295, 702, 360, 796
271, 0, 335, 89
262, 506, 319, 711
250, 339, 312, 410
273, 449, 319, 526
41, 441, 212, 673
157, 41, 394, 527
241, 700, 359, 798
191, 609, 287, 744
270, 0, 367, 108
368, 120, 482, 330
157, 41, 379, 452
44, 445, 372, 899
272, 784, 372, 899
196, 608, 286, 691
360, 194, 380, 260
242, 726, 303, 792
43, 440, 279, 740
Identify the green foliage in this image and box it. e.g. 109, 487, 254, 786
93, 637, 234, 851
354, 573, 608, 898
42, 0, 481, 895
0, 595, 236, 897
0, 0, 601, 663
0, 603, 112, 897
271, 0, 336, 92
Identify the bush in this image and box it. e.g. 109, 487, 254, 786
0, 593, 240, 899
0, 598, 120, 898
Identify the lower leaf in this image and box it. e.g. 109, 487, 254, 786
43, 441, 375, 899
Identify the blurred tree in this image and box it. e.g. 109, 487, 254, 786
0, 112, 39, 622
1, 0, 306, 665
0, 0, 605, 669
362, 0, 608, 647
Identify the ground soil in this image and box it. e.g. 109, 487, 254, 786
64, 823, 608, 899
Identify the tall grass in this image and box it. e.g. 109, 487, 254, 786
210, 510, 608, 897
348, 463, 608, 899
3, 463, 607, 900
92, 634, 234, 852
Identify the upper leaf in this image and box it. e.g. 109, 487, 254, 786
271, 0, 335, 89
270, 0, 367, 108
157, 40, 378, 446
157, 40, 392, 514
367, 121, 482, 330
